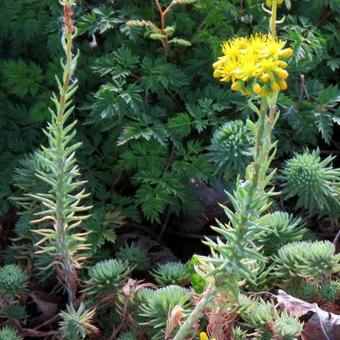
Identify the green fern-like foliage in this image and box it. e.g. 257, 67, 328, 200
274, 240, 340, 282
208, 120, 253, 180
116, 242, 148, 271
59, 303, 97, 340
274, 311, 303, 339
139, 285, 192, 340
0, 264, 28, 298
85, 207, 125, 253
280, 150, 340, 215
0, 326, 21, 340
255, 212, 307, 256
150, 262, 190, 286
1, 59, 43, 98
85, 259, 131, 297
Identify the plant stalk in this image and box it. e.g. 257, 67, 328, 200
174, 97, 272, 339
55, 1, 77, 305
270, 0, 278, 38
173, 289, 214, 340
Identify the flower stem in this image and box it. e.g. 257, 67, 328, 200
173, 98, 272, 339
270, 0, 278, 38
173, 289, 214, 340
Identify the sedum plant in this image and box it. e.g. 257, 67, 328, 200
2, 304, 27, 321
28, 0, 91, 304
273, 310, 304, 339
85, 259, 131, 298
173, 1, 299, 338
116, 242, 148, 272
0, 326, 21, 340
245, 259, 273, 292
231, 326, 248, 339
320, 282, 338, 302
59, 303, 97, 340
0, 264, 28, 299
208, 120, 253, 181
150, 261, 190, 286
274, 240, 340, 282
301, 281, 319, 301
237, 294, 303, 339
280, 149, 340, 215
139, 285, 192, 340
254, 211, 307, 256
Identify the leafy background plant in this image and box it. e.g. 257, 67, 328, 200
0, 0, 340, 338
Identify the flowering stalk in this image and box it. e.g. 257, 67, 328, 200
127, 0, 195, 61
174, 97, 276, 340
154, 0, 174, 60
174, 3, 292, 338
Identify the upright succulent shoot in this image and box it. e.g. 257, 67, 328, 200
30, 0, 91, 304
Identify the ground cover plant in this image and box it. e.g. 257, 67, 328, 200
0, 0, 339, 339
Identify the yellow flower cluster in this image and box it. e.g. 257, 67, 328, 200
213, 34, 293, 97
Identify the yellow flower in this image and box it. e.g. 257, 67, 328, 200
212, 34, 293, 97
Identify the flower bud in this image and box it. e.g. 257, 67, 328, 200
280, 48, 293, 58
253, 83, 262, 95
260, 73, 271, 82
231, 82, 241, 91
271, 82, 281, 92
279, 80, 287, 90
276, 68, 289, 79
